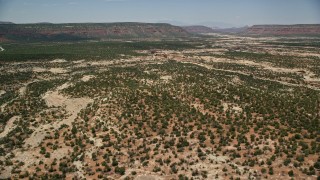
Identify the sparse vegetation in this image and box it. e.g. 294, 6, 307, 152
0, 33, 319, 179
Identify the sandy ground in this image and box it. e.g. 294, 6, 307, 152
134, 175, 164, 180
1, 103, 8, 112
160, 75, 172, 82
200, 55, 319, 82
230, 76, 243, 85
85, 137, 103, 159
18, 86, 27, 96
12, 150, 40, 170
222, 102, 243, 113
0, 82, 94, 177
81, 75, 96, 82
49, 68, 68, 74
0, 116, 20, 138
0, 167, 12, 179
33, 67, 69, 74
181, 58, 320, 91
263, 47, 320, 58
0, 90, 5, 96
73, 161, 85, 178
73, 59, 85, 64
50, 147, 71, 160
24, 82, 93, 148
121, 168, 166, 180
50, 59, 67, 63
32, 67, 47, 73
190, 152, 253, 179
73, 55, 157, 68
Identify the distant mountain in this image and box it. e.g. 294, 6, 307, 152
0, 22, 189, 42
0, 21, 14, 24
245, 24, 320, 35
182, 25, 249, 34
157, 20, 241, 29
182, 26, 215, 34
198, 21, 241, 29
212, 26, 249, 34
157, 20, 189, 26
34, 22, 54, 24
193, 24, 320, 35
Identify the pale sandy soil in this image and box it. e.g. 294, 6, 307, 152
134, 175, 164, 180
0, 167, 12, 179
212, 64, 320, 91
73, 160, 85, 178
1, 102, 9, 112
85, 137, 103, 159
141, 79, 155, 86
266, 48, 320, 58
0, 148, 40, 178
13, 150, 40, 170
5, 145, 71, 178
23, 128, 50, 149
18, 86, 27, 96
232, 106, 243, 113
89, 137, 103, 147
90, 60, 115, 66
122, 168, 167, 180
0, 90, 5, 96
24, 82, 93, 148
0, 82, 94, 177
73, 59, 85, 64
222, 102, 242, 113
49, 68, 68, 74
50, 59, 67, 63
222, 103, 229, 112
6, 69, 29, 73
263, 66, 320, 82
32, 67, 47, 73
0, 116, 20, 138
50, 147, 71, 160
230, 76, 243, 85
180, 55, 320, 91
87, 56, 155, 67
160, 75, 172, 82
81, 75, 95, 82
186, 153, 229, 180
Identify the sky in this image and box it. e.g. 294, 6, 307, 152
0, 0, 319, 27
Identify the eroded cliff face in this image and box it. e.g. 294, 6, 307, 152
0, 23, 189, 42
246, 24, 320, 35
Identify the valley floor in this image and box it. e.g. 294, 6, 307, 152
0, 34, 320, 179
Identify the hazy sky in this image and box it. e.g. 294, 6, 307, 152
0, 0, 319, 27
